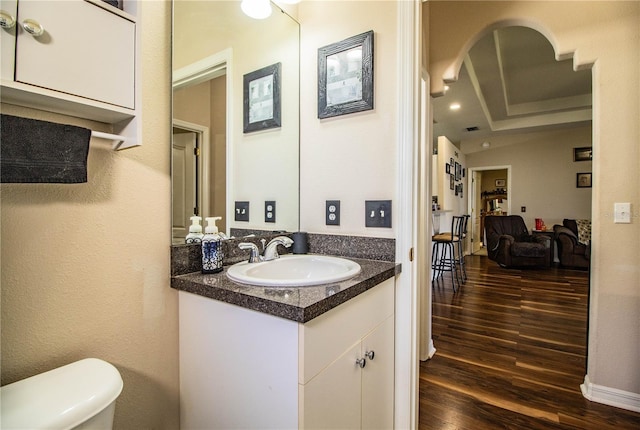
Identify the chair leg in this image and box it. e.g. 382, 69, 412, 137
432, 242, 444, 286
447, 243, 458, 292
457, 241, 467, 282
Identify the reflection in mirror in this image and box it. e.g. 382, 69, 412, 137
172, 0, 300, 245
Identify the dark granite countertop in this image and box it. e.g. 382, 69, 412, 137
171, 256, 400, 323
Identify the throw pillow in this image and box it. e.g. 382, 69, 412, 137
576, 219, 591, 245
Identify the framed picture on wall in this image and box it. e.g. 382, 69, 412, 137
454, 162, 461, 181
450, 174, 455, 190
317, 31, 374, 119
446, 163, 451, 174
243, 62, 282, 133
574, 147, 592, 161
577, 172, 592, 188
495, 179, 506, 187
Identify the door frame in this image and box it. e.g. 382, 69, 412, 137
173, 120, 210, 223
467, 165, 512, 251
173, 48, 233, 235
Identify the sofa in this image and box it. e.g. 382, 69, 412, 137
484, 215, 551, 268
553, 219, 590, 269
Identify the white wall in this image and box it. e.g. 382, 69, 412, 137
299, 1, 398, 237
463, 126, 592, 229
436, 136, 467, 216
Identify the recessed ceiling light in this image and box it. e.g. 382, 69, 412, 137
482, 141, 491, 149
444, 85, 450, 93
449, 103, 461, 110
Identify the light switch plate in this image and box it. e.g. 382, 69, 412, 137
614, 202, 631, 223
235, 201, 250, 222
365, 200, 392, 228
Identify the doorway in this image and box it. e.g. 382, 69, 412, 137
172, 122, 210, 244
172, 51, 231, 237
468, 166, 511, 255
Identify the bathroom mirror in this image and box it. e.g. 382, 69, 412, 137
172, 0, 300, 244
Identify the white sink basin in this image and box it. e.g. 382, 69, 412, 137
226, 254, 361, 287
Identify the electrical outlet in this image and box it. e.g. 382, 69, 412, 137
265, 201, 276, 223
326, 200, 340, 225
521, 206, 526, 213
365, 200, 392, 228
235, 201, 250, 222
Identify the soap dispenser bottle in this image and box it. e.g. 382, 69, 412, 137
185, 216, 204, 243
202, 216, 223, 274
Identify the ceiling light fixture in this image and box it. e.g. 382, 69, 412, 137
241, 0, 272, 19
449, 103, 461, 110
482, 141, 491, 149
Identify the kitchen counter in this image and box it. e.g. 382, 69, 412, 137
171, 256, 400, 323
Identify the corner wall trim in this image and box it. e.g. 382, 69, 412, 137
581, 375, 640, 413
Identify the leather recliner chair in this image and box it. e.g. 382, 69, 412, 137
553, 219, 590, 269
484, 215, 551, 268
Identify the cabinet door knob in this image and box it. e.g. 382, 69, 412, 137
364, 350, 375, 360
355, 358, 366, 369
22, 19, 44, 37
0, 10, 16, 29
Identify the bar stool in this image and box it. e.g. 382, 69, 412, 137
432, 215, 465, 291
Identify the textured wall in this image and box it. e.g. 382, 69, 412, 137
0, 1, 179, 428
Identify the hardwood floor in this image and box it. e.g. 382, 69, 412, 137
419, 255, 640, 429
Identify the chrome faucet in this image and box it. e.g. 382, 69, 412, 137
238, 242, 262, 263
238, 236, 293, 263
263, 236, 293, 261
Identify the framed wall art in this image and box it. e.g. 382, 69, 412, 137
577, 172, 592, 188
317, 30, 374, 119
243, 62, 281, 133
574, 147, 592, 162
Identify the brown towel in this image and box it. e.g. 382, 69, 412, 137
1, 114, 91, 183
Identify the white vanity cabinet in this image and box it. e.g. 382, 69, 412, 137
0, 0, 136, 124
179, 278, 395, 430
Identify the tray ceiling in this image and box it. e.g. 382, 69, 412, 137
433, 26, 592, 146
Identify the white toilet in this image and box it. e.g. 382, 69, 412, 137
0, 358, 123, 430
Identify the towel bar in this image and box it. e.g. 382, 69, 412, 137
91, 130, 133, 150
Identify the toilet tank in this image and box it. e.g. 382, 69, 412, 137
0, 358, 123, 430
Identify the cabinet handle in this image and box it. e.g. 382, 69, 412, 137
0, 10, 16, 29
355, 358, 366, 369
22, 19, 44, 37
364, 350, 375, 360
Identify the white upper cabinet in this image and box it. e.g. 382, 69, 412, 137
0, 0, 137, 124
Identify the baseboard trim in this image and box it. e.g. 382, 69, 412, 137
581, 375, 640, 413
427, 340, 437, 359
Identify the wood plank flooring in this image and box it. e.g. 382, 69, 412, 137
419, 255, 640, 429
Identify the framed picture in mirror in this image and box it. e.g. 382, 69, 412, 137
317, 30, 374, 119
243, 62, 281, 133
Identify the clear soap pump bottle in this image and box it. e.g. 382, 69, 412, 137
202, 216, 223, 274
185, 216, 204, 243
